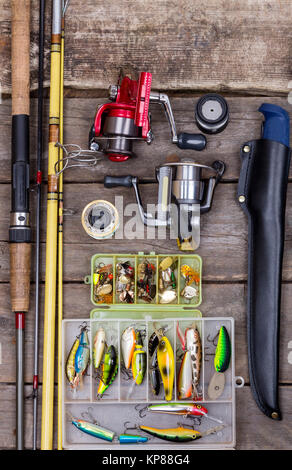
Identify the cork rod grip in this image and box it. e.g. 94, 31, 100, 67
11, 0, 30, 116
10, 243, 31, 312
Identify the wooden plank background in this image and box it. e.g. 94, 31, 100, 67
0, 0, 292, 450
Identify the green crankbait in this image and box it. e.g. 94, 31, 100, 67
71, 417, 115, 442
97, 344, 118, 398
139, 424, 225, 442
214, 326, 231, 373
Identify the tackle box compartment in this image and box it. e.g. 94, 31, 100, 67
84, 252, 202, 307
62, 315, 242, 450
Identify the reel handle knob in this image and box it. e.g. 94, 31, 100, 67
176, 133, 207, 151
104, 175, 134, 188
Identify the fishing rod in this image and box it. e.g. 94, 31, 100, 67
41, 0, 62, 450
57, 0, 70, 450
10, 0, 31, 450
32, 0, 45, 450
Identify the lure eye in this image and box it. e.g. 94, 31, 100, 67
197, 405, 201, 409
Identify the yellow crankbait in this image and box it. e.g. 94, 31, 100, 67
157, 335, 174, 401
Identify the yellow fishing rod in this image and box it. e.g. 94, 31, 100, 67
57, 0, 68, 450
41, 0, 62, 450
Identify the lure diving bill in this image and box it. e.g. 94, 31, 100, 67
71, 417, 115, 442
93, 327, 106, 369
157, 334, 175, 401
97, 344, 118, 398
131, 330, 146, 385
139, 424, 225, 442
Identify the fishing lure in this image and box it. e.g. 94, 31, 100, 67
177, 351, 193, 399
148, 331, 159, 357
139, 424, 224, 442
149, 348, 160, 396
208, 326, 231, 400
121, 326, 136, 369
66, 336, 80, 387
147, 403, 223, 423
185, 326, 202, 398
214, 326, 231, 373
93, 327, 106, 369
97, 344, 118, 398
119, 423, 148, 444
131, 330, 146, 385
71, 417, 115, 442
157, 335, 174, 401
74, 327, 90, 387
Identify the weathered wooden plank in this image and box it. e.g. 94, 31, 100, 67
1, 0, 292, 94
1, 97, 292, 183
0, 383, 291, 449
1, 282, 292, 384
2, 180, 292, 281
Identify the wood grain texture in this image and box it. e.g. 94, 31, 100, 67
1, 180, 292, 282
0, 0, 292, 94
1, 96, 292, 183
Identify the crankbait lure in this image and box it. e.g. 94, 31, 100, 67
147, 403, 223, 423
185, 326, 202, 398
148, 331, 159, 357
66, 336, 80, 387
214, 326, 231, 373
97, 344, 118, 398
157, 335, 174, 401
71, 417, 115, 442
177, 350, 193, 399
139, 424, 224, 442
74, 327, 90, 387
121, 326, 136, 369
93, 327, 106, 369
131, 330, 146, 385
149, 348, 160, 396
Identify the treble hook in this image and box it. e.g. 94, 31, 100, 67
123, 421, 140, 434
134, 403, 148, 418
206, 331, 219, 347
81, 407, 99, 425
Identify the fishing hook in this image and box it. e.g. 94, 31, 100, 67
134, 403, 148, 418
54, 143, 103, 176
81, 407, 99, 425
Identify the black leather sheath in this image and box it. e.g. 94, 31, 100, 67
238, 139, 291, 420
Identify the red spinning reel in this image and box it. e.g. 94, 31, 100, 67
89, 71, 206, 162
89, 72, 153, 162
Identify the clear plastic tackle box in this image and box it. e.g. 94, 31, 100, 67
61, 253, 243, 449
